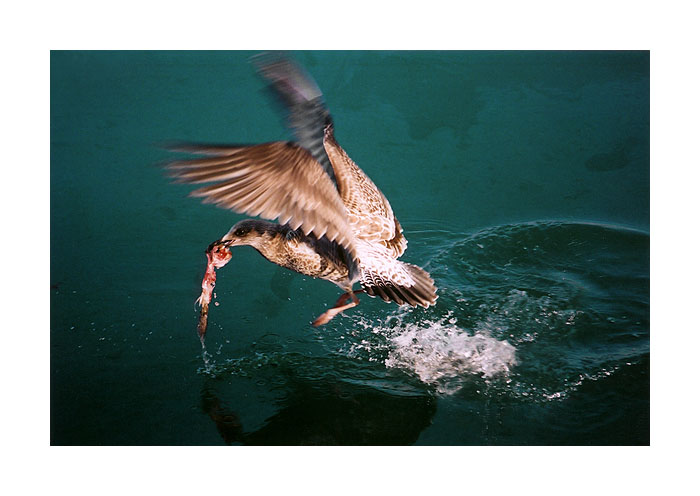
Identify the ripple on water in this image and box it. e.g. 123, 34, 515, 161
340, 220, 649, 399
200, 221, 649, 404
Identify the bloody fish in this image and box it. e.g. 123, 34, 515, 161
196, 241, 232, 342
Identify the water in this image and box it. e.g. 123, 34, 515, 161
50, 51, 649, 445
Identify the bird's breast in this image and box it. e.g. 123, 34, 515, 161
258, 236, 349, 285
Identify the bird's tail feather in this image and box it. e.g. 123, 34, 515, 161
362, 263, 438, 308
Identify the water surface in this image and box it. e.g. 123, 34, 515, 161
50, 51, 649, 445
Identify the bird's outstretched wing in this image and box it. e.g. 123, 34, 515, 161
166, 141, 357, 259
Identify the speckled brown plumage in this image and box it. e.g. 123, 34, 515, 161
166, 53, 438, 325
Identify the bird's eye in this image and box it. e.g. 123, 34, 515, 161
235, 228, 247, 237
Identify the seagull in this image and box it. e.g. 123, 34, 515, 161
167, 54, 437, 326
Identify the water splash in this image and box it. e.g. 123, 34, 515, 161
384, 316, 517, 394
200, 341, 215, 375
341, 310, 517, 395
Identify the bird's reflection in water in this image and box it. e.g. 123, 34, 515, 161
201, 376, 436, 445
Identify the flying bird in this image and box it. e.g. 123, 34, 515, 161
167, 54, 437, 327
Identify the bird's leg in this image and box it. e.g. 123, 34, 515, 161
312, 290, 364, 327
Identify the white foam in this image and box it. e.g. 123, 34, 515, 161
381, 313, 518, 394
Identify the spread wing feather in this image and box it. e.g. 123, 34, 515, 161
166, 141, 357, 259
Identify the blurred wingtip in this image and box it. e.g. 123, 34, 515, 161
250, 51, 323, 104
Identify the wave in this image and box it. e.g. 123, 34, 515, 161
202, 220, 649, 401
343, 220, 649, 396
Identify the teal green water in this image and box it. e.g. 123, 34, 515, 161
50, 51, 649, 445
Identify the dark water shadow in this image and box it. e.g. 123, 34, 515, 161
200, 374, 436, 445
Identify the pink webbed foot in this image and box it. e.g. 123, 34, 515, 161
311, 290, 363, 327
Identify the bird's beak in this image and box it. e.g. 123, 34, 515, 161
207, 238, 233, 253
221, 237, 240, 247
